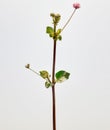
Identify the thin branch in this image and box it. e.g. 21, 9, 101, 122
28, 68, 40, 76
61, 9, 76, 32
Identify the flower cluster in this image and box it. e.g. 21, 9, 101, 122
50, 13, 61, 25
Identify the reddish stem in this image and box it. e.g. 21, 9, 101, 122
51, 24, 57, 130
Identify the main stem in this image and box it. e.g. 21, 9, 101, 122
52, 24, 57, 130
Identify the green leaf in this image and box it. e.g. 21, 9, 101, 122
56, 29, 62, 41
57, 35, 62, 41
46, 26, 54, 34
49, 33, 54, 37
39, 70, 49, 79
56, 29, 61, 35
45, 81, 51, 88
55, 70, 70, 83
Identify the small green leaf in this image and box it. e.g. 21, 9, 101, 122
45, 81, 51, 88
56, 29, 61, 35
49, 33, 54, 37
39, 70, 49, 79
55, 70, 70, 83
46, 26, 54, 34
57, 35, 62, 41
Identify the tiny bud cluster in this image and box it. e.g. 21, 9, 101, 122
50, 13, 61, 25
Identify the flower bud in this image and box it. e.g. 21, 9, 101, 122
73, 3, 80, 9
55, 14, 61, 24
25, 64, 30, 69
50, 13, 55, 17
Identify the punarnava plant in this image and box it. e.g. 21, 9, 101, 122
25, 3, 80, 130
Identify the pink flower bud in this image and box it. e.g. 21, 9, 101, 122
73, 3, 80, 9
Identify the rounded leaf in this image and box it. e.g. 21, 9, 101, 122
39, 70, 49, 79
55, 70, 70, 83
45, 81, 51, 88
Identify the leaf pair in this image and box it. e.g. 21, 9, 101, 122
39, 70, 51, 88
46, 26, 62, 41
39, 70, 70, 88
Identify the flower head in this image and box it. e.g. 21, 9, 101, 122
25, 64, 30, 69
73, 3, 80, 9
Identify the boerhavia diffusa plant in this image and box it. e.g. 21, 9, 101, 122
25, 3, 80, 130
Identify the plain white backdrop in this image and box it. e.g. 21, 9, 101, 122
0, 0, 110, 130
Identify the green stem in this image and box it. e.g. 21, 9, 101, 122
52, 24, 57, 130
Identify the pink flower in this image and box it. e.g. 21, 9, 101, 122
73, 3, 80, 9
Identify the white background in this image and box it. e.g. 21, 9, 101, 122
0, 0, 110, 130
